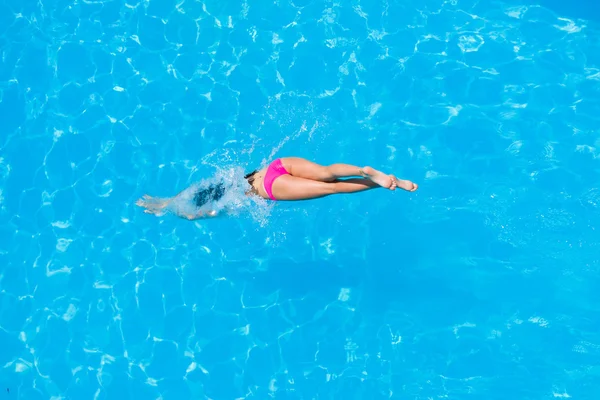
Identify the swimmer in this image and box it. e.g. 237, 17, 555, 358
136, 157, 418, 220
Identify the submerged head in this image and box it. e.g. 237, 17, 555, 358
244, 170, 257, 184
193, 182, 226, 208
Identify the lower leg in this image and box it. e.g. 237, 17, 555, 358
331, 170, 418, 192
331, 178, 380, 194
326, 165, 395, 190
324, 163, 364, 180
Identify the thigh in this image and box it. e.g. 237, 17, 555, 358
280, 157, 333, 181
271, 174, 335, 201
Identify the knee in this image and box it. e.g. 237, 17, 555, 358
321, 166, 337, 182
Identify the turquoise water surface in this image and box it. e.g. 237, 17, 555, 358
1, 0, 600, 398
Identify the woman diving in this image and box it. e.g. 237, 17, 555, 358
136, 157, 418, 220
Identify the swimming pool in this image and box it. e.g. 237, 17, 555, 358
1, 0, 600, 398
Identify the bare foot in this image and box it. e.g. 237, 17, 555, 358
360, 166, 393, 189
390, 175, 418, 192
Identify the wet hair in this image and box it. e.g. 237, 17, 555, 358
244, 170, 257, 185
193, 182, 226, 207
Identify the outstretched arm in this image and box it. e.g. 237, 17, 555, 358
137, 194, 218, 220
180, 210, 218, 220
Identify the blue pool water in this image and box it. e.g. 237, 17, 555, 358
2, 0, 600, 398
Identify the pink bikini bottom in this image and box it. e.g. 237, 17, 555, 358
263, 158, 290, 200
